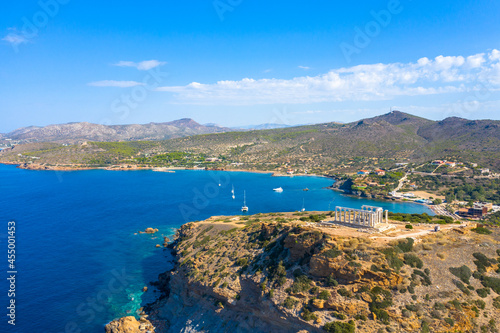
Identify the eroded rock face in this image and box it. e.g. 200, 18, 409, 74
309, 254, 403, 287
105, 316, 155, 333
283, 231, 323, 261
311, 298, 370, 316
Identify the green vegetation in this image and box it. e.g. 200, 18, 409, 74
472, 226, 493, 235
486, 211, 500, 225
480, 276, 500, 294
449, 265, 472, 284
323, 320, 355, 333
283, 297, 298, 309
444, 318, 455, 326
318, 290, 330, 300
473, 253, 497, 273
396, 238, 414, 253
404, 253, 423, 269
369, 286, 392, 325
476, 288, 490, 298
288, 275, 312, 294
323, 248, 342, 259
410, 175, 500, 205
388, 212, 454, 224
301, 307, 318, 322
382, 247, 404, 271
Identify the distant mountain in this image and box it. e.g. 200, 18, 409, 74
4, 119, 233, 143
158, 110, 500, 171
235, 123, 296, 130
3, 111, 500, 172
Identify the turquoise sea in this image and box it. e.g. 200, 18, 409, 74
0, 165, 432, 332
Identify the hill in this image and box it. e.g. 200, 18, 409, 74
2, 118, 232, 143
1, 111, 500, 172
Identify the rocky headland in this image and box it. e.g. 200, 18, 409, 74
107, 212, 500, 333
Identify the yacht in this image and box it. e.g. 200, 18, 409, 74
273, 187, 283, 192
241, 191, 248, 212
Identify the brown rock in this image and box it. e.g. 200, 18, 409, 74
105, 316, 155, 333
309, 254, 403, 288
360, 292, 373, 303
312, 299, 325, 309
142, 286, 148, 292
155, 244, 160, 248
283, 231, 323, 261
326, 299, 369, 316
144, 228, 158, 234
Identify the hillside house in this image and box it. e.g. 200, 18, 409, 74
374, 169, 386, 176
357, 170, 370, 176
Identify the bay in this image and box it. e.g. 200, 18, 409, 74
0, 165, 431, 332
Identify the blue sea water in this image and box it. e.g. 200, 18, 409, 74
0, 165, 432, 332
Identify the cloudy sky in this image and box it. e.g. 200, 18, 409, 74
1, 1, 500, 132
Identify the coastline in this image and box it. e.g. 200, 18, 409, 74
0, 161, 439, 215
1, 162, 436, 212
0, 161, 331, 179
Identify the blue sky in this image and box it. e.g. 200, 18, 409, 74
1, 0, 500, 132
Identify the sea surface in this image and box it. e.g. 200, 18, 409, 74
0, 165, 432, 332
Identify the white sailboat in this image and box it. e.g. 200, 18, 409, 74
231, 185, 235, 199
241, 190, 248, 212
301, 198, 306, 212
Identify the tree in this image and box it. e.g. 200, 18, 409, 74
433, 198, 442, 205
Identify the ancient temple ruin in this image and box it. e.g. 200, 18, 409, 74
333, 205, 388, 228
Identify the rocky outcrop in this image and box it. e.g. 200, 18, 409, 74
311, 298, 370, 316
140, 228, 159, 234
109, 214, 500, 333
105, 316, 155, 333
309, 255, 403, 288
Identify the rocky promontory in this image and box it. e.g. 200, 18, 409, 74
108, 212, 500, 332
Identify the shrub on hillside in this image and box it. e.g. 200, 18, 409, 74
472, 226, 492, 235
323, 320, 355, 333
449, 265, 472, 284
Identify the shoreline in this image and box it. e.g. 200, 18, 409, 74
1, 161, 436, 212
0, 161, 331, 179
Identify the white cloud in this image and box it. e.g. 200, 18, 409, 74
466, 54, 485, 69
88, 80, 145, 88
2, 32, 28, 46
292, 110, 323, 114
157, 50, 500, 105
298, 66, 311, 70
114, 60, 166, 71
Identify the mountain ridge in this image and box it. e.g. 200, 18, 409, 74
3, 118, 234, 143
2, 111, 500, 172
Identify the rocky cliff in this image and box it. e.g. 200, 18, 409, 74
107, 212, 500, 333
